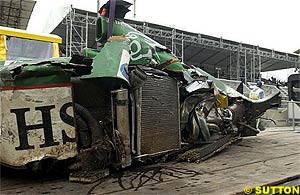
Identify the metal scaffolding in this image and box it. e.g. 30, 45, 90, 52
62, 8, 300, 82
63, 7, 97, 56
229, 47, 261, 82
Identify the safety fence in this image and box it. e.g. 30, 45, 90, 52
284, 100, 300, 131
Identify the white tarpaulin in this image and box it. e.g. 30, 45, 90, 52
27, 0, 98, 33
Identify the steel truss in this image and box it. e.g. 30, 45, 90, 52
63, 7, 97, 57
64, 8, 300, 82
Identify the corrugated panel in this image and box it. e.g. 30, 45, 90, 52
139, 76, 180, 155
0, 0, 36, 30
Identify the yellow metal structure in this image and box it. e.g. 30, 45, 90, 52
0, 26, 62, 43
0, 35, 6, 61
217, 93, 229, 108
0, 26, 62, 60
53, 42, 60, 58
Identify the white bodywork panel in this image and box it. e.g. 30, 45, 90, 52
0, 85, 77, 167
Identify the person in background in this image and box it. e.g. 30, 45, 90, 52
249, 80, 265, 131
249, 80, 265, 100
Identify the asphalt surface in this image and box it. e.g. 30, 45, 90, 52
1, 126, 300, 195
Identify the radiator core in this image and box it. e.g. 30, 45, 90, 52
136, 75, 181, 156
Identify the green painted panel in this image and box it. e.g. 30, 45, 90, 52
96, 16, 184, 71
0, 58, 72, 87
83, 39, 130, 84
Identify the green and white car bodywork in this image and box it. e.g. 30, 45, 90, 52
0, 1, 280, 178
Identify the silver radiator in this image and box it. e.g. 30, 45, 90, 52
136, 75, 181, 157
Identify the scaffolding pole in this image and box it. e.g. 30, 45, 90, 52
229, 52, 232, 79
259, 54, 262, 80
237, 46, 240, 80
69, 7, 73, 57
133, 0, 136, 18
244, 52, 247, 82
86, 12, 88, 48
62, 9, 300, 78
181, 35, 184, 62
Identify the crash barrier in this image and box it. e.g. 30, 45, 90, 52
218, 79, 281, 98
218, 79, 291, 111
283, 100, 300, 131
217, 79, 298, 129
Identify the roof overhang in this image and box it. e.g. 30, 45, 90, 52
52, 8, 300, 75
0, 0, 36, 30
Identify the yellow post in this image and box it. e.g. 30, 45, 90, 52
0, 35, 6, 61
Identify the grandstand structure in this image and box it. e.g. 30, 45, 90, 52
52, 8, 300, 82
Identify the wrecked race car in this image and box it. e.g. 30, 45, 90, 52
0, 1, 280, 183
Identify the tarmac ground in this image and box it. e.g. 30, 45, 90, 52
1, 126, 300, 195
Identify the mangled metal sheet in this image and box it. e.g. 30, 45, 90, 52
0, 0, 283, 180
0, 85, 77, 167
